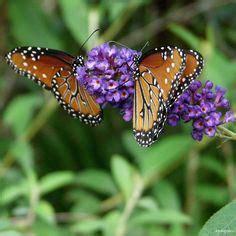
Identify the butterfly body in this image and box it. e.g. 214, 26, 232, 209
132, 46, 204, 147
5, 46, 103, 126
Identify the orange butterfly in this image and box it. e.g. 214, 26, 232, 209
5, 47, 103, 126
132, 46, 204, 147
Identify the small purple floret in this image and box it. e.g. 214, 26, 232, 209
76, 43, 139, 121
75, 43, 234, 142
168, 80, 234, 140
167, 114, 180, 126
224, 111, 235, 123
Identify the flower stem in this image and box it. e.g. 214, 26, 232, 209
115, 173, 143, 236
185, 150, 199, 216
217, 125, 236, 141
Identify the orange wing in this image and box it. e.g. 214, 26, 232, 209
133, 71, 167, 147
133, 46, 186, 147
167, 49, 204, 108
52, 68, 103, 126
5, 46, 103, 125
5, 47, 74, 89
139, 46, 186, 105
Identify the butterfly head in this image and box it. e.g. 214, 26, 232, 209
132, 55, 141, 80
72, 56, 84, 73
133, 54, 140, 63
75, 56, 84, 66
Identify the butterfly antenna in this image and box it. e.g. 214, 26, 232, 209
140, 41, 149, 53
116, 41, 150, 89
127, 41, 150, 72
78, 29, 100, 52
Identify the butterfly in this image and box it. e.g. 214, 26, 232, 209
132, 46, 204, 147
5, 46, 103, 126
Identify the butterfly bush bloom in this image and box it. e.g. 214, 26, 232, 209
167, 80, 235, 141
76, 43, 139, 121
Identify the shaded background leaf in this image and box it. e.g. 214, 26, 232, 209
199, 201, 236, 236
1, 1, 236, 236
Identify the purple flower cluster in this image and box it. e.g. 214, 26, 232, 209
76, 43, 235, 142
76, 43, 139, 121
167, 80, 235, 141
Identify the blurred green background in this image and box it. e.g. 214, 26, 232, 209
1, 0, 236, 235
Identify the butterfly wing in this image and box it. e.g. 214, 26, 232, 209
133, 70, 167, 147
5, 46, 103, 125
5, 46, 75, 89
52, 68, 103, 125
139, 46, 186, 106
133, 46, 186, 147
167, 49, 204, 108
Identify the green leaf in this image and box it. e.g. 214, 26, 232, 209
71, 189, 100, 214
58, 0, 89, 45
200, 155, 226, 179
138, 197, 159, 211
103, 211, 121, 236
10, 140, 34, 171
105, 1, 127, 22
8, 0, 62, 47
71, 218, 104, 234
0, 181, 27, 205
40, 171, 76, 195
199, 201, 236, 236
33, 219, 74, 236
196, 184, 228, 206
123, 133, 193, 180
3, 93, 43, 136
77, 168, 117, 195
0, 231, 23, 236
130, 210, 191, 226
36, 201, 55, 224
153, 181, 180, 210
169, 24, 201, 49
0, 218, 13, 231
169, 224, 186, 236
111, 155, 133, 200
0, 139, 11, 160
204, 47, 236, 88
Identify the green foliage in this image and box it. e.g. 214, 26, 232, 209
58, 0, 89, 45
39, 171, 76, 194
130, 210, 191, 225
169, 24, 201, 49
123, 133, 193, 180
77, 168, 117, 195
3, 93, 43, 136
199, 201, 236, 236
111, 155, 134, 200
10, 140, 34, 171
1, 0, 236, 236
204, 49, 236, 88
153, 181, 181, 210
71, 218, 104, 234
8, 0, 62, 48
